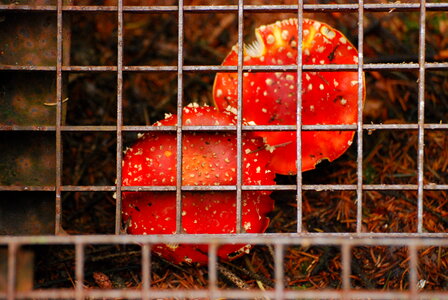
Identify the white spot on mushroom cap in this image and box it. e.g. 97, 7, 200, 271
319, 84, 324, 90
265, 78, 273, 86
216, 89, 223, 97
321, 26, 336, 39
267, 34, 275, 45
339, 37, 347, 44
281, 29, 289, 40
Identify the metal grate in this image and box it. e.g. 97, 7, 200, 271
1, 0, 448, 299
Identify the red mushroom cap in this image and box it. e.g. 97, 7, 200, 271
213, 18, 365, 174
121, 105, 275, 264
122, 104, 275, 187
122, 191, 274, 265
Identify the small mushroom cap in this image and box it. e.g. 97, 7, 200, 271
213, 18, 364, 174
122, 191, 274, 265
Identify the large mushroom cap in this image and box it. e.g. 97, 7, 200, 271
122, 104, 275, 187
213, 18, 364, 174
122, 191, 274, 265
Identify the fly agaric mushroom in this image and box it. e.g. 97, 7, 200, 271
213, 18, 364, 174
122, 191, 273, 265
121, 104, 275, 264
122, 104, 275, 188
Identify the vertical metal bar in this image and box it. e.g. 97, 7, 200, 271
176, 0, 185, 234
356, 0, 365, 233
75, 243, 85, 300
141, 244, 151, 300
296, 0, 304, 233
341, 243, 351, 295
409, 244, 418, 298
208, 242, 218, 299
416, 0, 427, 234
235, 0, 244, 234
7, 243, 17, 300
115, 0, 124, 234
55, 0, 63, 235
274, 243, 285, 300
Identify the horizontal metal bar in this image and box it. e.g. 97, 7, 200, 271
1, 124, 448, 132
1, 3, 448, 13
1, 63, 448, 73
1, 233, 448, 246
1, 184, 447, 192
4, 289, 448, 300
0, 63, 444, 73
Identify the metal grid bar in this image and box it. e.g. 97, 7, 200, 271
295, 0, 304, 234
416, 0, 427, 234
2, 123, 448, 132
356, 0, 365, 234
1, 183, 448, 192
3, 289, 448, 300
54, 0, 63, 235
0, 0, 447, 299
141, 244, 151, 300
6, 243, 16, 300
115, 0, 124, 235
236, 0, 244, 233
1, 3, 448, 12
75, 243, 84, 300
2, 62, 448, 72
175, 0, 185, 234
208, 242, 218, 299
274, 243, 285, 299
341, 243, 351, 293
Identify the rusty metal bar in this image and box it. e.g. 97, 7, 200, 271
1, 183, 447, 192
55, 0, 63, 236
75, 243, 84, 300
6, 289, 448, 300
409, 244, 418, 298
296, 0, 304, 234
1, 3, 448, 13
342, 243, 351, 295
2, 62, 448, 72
115, 0, 124, 235
417, 0, 427, 234
274, 243, 285, 300
356, 0, 365, 234
236, 0, 244, 234
175, 0, 185, 234
6, 243, 17, 300
141, 244, 151, 300
208, 242, 218, 299
2, 234, 448, 246
1, 123, 448, 132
